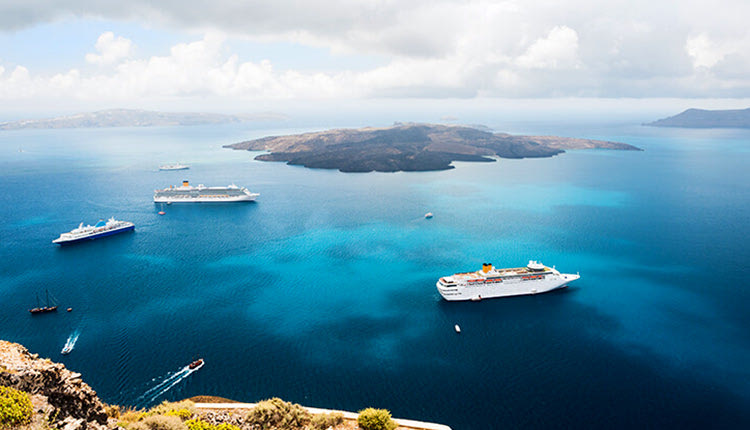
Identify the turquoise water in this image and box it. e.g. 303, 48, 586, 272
1, 121, 749, 428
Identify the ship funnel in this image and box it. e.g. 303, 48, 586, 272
482, 263, 492, 273
182, 180, 189, 187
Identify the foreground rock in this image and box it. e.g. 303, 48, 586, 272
1, 340, 452, 430
225, 123, 640, 172
0, 340, 110, 429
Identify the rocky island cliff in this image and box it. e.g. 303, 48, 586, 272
1, 340, 450, 430
0, 340, 109, 429
225, 123, 641, 172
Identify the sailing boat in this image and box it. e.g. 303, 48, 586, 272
29, 290, 58, 314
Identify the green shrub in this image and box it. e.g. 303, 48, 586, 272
311, 411, 344, 429
105, 404, 121, 418
119, 408, 147, 425
213, 423, 241, 430
246, 397, 312, 429
357, 408, 396, 430
185, 419, 213, 430
165, 408, 194, 420
0, 385, 33, 428
129, 414, 188, 430
150, 400, 196, 418
185, 419, 241, 430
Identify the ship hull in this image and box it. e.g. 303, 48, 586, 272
437, 273, 580, 301
153, 194, 257, 203
53, 224, 134, 245
29, 307, 58, 314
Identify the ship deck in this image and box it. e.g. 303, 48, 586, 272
449, 265, 551, 281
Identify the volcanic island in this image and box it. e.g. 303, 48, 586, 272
225, 123, 641, 173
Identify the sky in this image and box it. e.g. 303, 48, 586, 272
1, 0, 749, 117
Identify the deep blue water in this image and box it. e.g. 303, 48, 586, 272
1, 120, 749, 429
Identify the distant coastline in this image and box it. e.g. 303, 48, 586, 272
0, 108, 287, 130
225, 122, 642, 173
645, 107, 750, 128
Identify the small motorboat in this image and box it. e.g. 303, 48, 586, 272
61, 345, 73, 355
454, 324, 461, 333
158, 211, 166, 215
424, 212, 433, 219
189, 358, 204, 370
67, 307, 73, 312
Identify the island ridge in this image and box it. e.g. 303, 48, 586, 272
225, 123, 641, 173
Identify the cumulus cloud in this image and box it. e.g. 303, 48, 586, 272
516, 26, 580, 70
85, 31, 133, 65
1, 0, 750, 103
0, 33, 361, 103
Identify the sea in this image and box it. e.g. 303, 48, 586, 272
1, 115, 749, 429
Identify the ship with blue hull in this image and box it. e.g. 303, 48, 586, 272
53, 217, 134, 245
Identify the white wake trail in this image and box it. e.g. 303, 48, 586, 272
61, 330, 80, 354
144, 366, 200, 405
134, 363, 201, 408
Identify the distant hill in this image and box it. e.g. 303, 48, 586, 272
225, 123, 641, 173
0, 108, 287, 130
646, 108, 750, 128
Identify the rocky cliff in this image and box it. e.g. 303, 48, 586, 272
0, 340, 110, 429
1, 340, 452, 430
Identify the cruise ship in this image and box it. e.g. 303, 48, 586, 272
153, 181, 259, 203
159, 163, 190, 171
53, 218, 135, 245
436, 260, 580, 301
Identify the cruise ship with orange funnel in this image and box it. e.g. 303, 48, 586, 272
436, 260, 579, 301
154, 181, 259, 203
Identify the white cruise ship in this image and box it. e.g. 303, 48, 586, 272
159, 163, 190, 171
53, 217, 135, 245
153, 181, 259, 203
436, 260, 579, 301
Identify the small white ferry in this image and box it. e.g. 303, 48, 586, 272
437, 260, 579, 301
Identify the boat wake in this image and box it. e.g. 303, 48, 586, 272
133, 363, 202, 408
61, 330, 80, 355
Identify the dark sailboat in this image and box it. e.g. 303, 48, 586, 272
29, 290, 58, 314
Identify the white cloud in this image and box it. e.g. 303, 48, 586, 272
2, 0, 750, 104
9, 65, 29, 83
0, 33, 359, 103
684, 32, 750, 72
85, 31, 133, 66
516, 26, 580, 70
